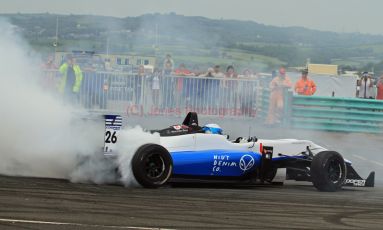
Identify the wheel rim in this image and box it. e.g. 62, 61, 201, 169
328, 159, 342, 183
144, 153, 165, 179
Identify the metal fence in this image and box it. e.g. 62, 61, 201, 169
42, 70, 383, 133
43, 70, 270, 119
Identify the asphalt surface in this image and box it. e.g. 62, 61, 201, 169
0, 175, 382, 230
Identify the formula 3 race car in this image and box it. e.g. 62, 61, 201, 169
104, 112, 374, 192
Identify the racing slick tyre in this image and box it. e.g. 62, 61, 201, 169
131, 144, 173, 188
310, 151, 346, 192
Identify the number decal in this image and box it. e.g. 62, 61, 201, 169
105, 131, 117, 143
111, 132, 117, 143
105, 131, 111, 143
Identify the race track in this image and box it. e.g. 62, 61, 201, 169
1, 117, 382, 229
0, 175, 382, 230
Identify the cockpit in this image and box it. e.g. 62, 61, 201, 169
151, 112, 257, 143
150, 112, 204, 136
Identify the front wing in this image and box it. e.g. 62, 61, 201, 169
344, 164, 375, 187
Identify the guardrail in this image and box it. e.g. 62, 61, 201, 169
289, 95, 383, 133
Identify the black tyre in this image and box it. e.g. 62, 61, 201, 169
310, 151, 346, 192
131, 144, 173, 188
264, 168, 277, 183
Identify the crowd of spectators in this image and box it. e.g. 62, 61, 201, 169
40, 53, 383, 121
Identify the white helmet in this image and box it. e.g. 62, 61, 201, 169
202, 124, 222, 134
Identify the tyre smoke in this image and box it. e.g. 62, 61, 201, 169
0, 19, 150, 187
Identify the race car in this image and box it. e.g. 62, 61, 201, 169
103, 112, 374, 192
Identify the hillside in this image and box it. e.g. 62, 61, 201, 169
2, 13, 383, 70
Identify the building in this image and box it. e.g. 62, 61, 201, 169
99, 53, 156, 68
54, 51, 157, 72
307, 64, 338, 76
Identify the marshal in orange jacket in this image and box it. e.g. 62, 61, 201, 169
295, 78, 317, 96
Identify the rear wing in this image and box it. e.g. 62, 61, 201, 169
104, 115, 122, 155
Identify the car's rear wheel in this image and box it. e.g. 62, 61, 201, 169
310, 151, 346, 192
131, 144, 173, 188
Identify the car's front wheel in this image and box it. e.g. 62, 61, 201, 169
310, 151, 346, 192
131, 144, 173, 188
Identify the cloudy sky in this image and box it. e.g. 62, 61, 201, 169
1, 0, 382, 35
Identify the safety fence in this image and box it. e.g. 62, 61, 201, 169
42, 70, 271, 119
288, 95, 383, 133
42, 70, 383, 133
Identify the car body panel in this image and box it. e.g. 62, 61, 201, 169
160, 133, 326, 179
171, 149, 262, 177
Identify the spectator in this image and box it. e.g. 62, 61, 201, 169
239, 69, 256, 115
134, 65, 145, 105
224, 65, 239, 110
43, 55, 57, 70
212, 65, 224, 78
58, 55, 83, 104
163, 54, 174, 74
195, 68, 214, 107
210, 66, 222, 108
225, 65, 238, 78
376, 75, 383, 100
294, 69, 317, 96
266, 67, 292, 124
174, 64, 194, 108
200, 67, 213, 76
41, 55, 58, 91
241, 69, 253, 78
81, 57, 108, 110
357, 72, 375, 99
174, 63, 194, 76
162, 59, 175, 108
151, 69, 161, 107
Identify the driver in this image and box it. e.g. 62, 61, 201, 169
202, 124, 223, 134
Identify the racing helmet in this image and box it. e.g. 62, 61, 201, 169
202, 124, 222, 134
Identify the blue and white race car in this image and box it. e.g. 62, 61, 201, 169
104, 112, 374, 192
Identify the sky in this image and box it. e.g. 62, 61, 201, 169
0, 0, 382, 35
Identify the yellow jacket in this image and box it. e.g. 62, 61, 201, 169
58, 63, 83, 93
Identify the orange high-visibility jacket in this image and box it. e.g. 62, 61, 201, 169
377, 81, 383, 100
295, 78, 316, 96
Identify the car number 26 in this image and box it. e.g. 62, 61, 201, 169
105, 130, 117, 143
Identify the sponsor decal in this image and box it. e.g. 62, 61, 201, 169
212, 155, 237, 172
345, 179, 366, 187
239, 154, 255, 171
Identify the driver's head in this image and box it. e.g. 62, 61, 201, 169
202, 124, 222, 134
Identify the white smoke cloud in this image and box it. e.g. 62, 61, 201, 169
0, 19, 86, 179
0, 19, 155, 187
117, 126, 160, 187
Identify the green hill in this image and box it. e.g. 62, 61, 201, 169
2, 13, 383, 71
